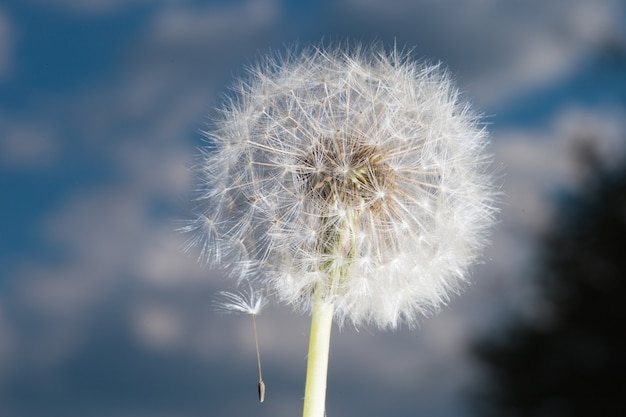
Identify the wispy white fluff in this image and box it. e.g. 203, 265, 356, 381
214, 288, 267, 315
183, 43, 497, 329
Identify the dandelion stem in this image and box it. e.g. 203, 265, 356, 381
302, 290, 334, 417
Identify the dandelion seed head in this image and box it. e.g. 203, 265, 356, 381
186, 43, 498, 329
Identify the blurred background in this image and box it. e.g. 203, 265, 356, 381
1, 1, 625, 416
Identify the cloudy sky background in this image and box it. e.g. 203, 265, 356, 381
1, 0, 625, 416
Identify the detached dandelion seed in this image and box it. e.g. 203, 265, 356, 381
186, 43, 498, 417
215, 289, 267, 403
214, 288, 267, 316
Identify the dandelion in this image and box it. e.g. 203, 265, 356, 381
184, 43, 497, 417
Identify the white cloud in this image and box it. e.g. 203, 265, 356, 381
341, 0, 624, 105
0, 117, 59, 169
149, 0, 280, 46
22, 0, 175, 15
485, 105, 626, 320
0, 0, 263, 362
0, 8, 14, 79
132, 303, 184, 350
0, 304, 14, 381
496, 105, 626, 221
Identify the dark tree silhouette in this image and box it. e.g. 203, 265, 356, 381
472, 154, 626, 417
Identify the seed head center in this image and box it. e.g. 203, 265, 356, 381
297, 138, 394, 211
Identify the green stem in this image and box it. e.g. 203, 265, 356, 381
302, 290, 334, 417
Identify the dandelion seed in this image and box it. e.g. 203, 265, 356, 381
214, 289, 267, 403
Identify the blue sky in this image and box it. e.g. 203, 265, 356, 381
1, 1, 626, 416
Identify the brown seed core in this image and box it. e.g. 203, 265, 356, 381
297, 137, 395, 212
